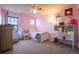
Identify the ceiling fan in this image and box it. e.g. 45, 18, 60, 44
32, 4, 43, 14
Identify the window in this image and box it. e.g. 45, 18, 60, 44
8, 16, 18, 32
30, 19, 34, 25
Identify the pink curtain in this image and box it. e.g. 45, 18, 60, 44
1, 8, 8, 25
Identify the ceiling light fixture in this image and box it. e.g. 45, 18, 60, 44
32, 5, 43, 14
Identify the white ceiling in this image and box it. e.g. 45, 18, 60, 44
0, 4, 34, 15
0, 4, 73, 16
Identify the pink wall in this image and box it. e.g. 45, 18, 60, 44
0, 5, 77, 33
36, 5, 78, 33
55, 4, 77, 25
8, 11, 37, 32
36, 4, 79, 47
54, 4, 78, 46
0, 8, 37, 32
36, 15, 52, 33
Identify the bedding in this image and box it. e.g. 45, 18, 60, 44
41, 32, 53, 42
30, 32, 53, 42
13, 31, 20, 43
30, 32, 42, 41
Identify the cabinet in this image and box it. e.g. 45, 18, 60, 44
0, 25, 13, 53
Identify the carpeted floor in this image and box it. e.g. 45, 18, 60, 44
2, 40, 79, 54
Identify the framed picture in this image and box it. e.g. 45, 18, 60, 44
58, 26, 65, 32
65, 8, 73, 16
59, 22, 64, 25
67, 25, 73, 31
54, 26, 58, 31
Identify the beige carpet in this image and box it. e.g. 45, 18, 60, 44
2, 40, 79, 54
